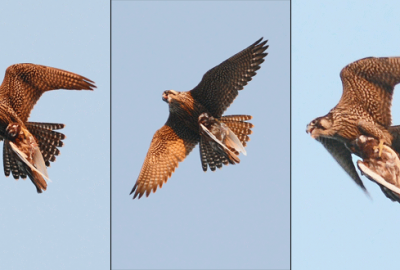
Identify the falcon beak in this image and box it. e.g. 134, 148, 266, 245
306, 124, 316, 138
162, 92, 168, 103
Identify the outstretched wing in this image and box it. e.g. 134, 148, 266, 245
317, 137, 368, 193
190, 38, 268, 118
339, 57, 400, 127
131, 116, 198, 199
0, 63, 96, 122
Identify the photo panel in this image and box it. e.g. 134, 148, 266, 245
293, 0, 400, 269
0, 1, 110, 269
112, 1, 290, 269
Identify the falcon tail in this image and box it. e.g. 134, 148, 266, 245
25, 122, 66, 167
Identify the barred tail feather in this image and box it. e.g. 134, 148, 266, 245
26, 122, 66, 166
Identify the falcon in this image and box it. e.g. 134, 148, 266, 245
0, 63, 95, 193
131, 38, 268, 199
306, 57, 400, 195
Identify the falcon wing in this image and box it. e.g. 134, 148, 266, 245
131, 116, 198, 199
0, 63, 96, 122
339, 57, 400, 127
190, 38, 268, 118
317, 137, 368, 193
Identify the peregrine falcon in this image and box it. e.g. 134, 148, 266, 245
131, 38, 268, 199
306, 57, 400, 196
0, 63, 95, 193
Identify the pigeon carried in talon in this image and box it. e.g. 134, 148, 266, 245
6, 123, 49, 192
198, 112, 253, 171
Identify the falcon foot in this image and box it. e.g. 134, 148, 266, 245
373, 139, 385, 158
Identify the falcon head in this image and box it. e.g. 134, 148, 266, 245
5, 123, 21, 140
162, 90, 179, 103
306, 114, 334, 139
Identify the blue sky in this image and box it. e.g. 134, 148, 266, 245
0, 1, 110, 270
112, 1, 289, 269
293, 0, 400, 269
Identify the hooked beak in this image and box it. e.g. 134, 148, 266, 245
306, 124, 317, 138
162, 92, 168, 103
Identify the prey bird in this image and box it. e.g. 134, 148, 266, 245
198, 113, 253, 171
131, 38, 268, 199
354, 135, 400, 203
0, 63, 95, 193
306, 57, 400, 196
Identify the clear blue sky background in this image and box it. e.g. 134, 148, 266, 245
0, 1, 110, 270
112, 1, 289, 269
293, 0, 400, 269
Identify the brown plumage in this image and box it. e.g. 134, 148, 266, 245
0, 63, 96, 193
131, 38, 268, 199
306, 57, 400, 195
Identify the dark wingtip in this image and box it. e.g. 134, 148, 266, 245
83, 78, 97, 91
252, 37, 268, 48
130, 184, 142, 199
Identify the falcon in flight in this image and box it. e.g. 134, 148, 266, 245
0, 63, 95, 193
131, 38, 268, 199
306, 57, 400, 197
